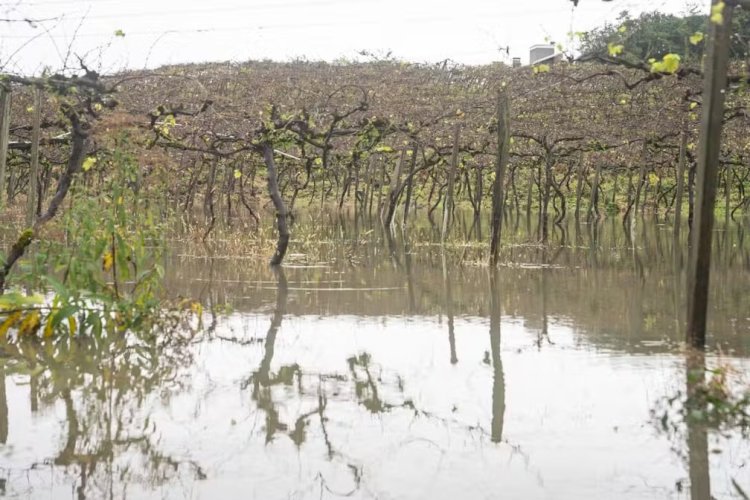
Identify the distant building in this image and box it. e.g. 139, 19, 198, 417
512, 57, 521, 68
529, 44, 563, 66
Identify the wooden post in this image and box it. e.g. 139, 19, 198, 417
383, 149, 406, 227
441, 123, 460, 242
574, 152, 585, 220
724, 165, 731, 229
588, 162, 602, 220
0, 86, 10, 209
402, 143, 418, 226
633, 141, 648, 219
686, 0, 734, 347
26, 88, 42, 226
674, 125, 688, 239
490, 91, 510, 264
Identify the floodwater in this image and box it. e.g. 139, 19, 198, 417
1, 214, 749, 499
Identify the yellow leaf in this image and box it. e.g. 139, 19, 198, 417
0, 311, 22, 337
82, 157, 97, 171
68, 316, 77, 336
190, 302, 203, 317
43, 312, 56, 338
18, 311, 41, 336
532, 64, 550, 74
618, 25, 627, 33
689, 102, 698, 110
102, 252, 113, 272
689, 32, 704, 45
650, 53, 680, 74
233, 169, 242, 179
710, 1, 725, 24
93, 102, 103, 112
26, 106, 34, 113
608, 43, 624, 57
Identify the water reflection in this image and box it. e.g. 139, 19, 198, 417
686, 350, 711, 500
0, 321, 202, 498
0, 214, 748, 499
489, 269, 505, 443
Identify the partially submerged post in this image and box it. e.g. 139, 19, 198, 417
441, 123, 460, 242
382, 149, 406, 228
686, 0, 735, 347
26, 88, 42, 226
402, 143, 418, 227
673, 122, 688, 241
490, 91, 510, 264
0, 85, 10, 209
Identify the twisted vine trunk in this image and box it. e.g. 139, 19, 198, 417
262, 143, 289, 266
0, 111, 89, 293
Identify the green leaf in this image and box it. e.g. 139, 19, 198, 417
114, 29, 126, 37
0, 292, 44, 310
689, 32, 704, 45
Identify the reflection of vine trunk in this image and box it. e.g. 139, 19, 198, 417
262, 143, 290, 266
258, 267, 289, 385
489, 270, 505, 443
685, 350, 711, 500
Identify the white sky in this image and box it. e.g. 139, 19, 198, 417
1, 0, 704, 75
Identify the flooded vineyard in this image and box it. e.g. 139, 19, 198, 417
0, 214, 748, 499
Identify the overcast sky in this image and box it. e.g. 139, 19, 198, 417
1, 0, 702, 75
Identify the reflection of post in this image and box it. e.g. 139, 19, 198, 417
489, 270, 505, 442
30, 372, 39, 412
0, 365, 7, 444
258, 267, 289, 385
441, 251, 458, 364
404, 243, 416, 313
685, 350, 711, 500
537, 248, 550, 348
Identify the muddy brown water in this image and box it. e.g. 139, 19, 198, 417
0, 214, 748, 499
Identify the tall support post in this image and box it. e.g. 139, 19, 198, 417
490, 91, 510, 264
0, 86, 10, 209
686, 0, 734, 347
441, 123, 460, 242
673, 123, 688, 240
26, 88, 42, 226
